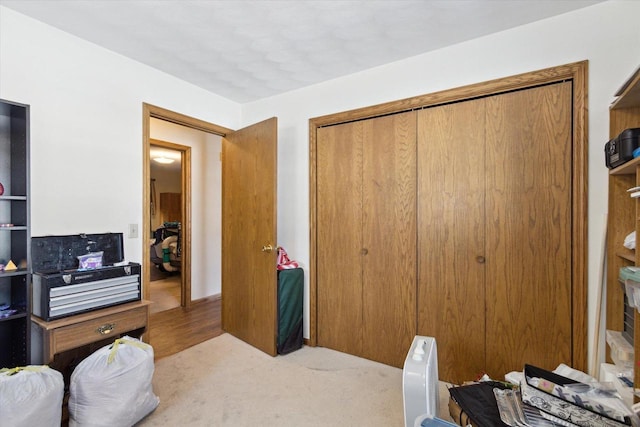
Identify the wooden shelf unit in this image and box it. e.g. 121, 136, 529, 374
606, 66, 640, 395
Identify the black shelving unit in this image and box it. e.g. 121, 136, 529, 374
0, 99, 30, 368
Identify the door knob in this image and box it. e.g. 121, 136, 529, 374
261, 244, 274, 253
361, 248, 368, 255
476, 255, 486, 264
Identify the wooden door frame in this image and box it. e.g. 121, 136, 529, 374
142, 103, 232, 308
149, 138, 190, 307
309, 61, 588, 372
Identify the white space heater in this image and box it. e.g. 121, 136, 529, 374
402, 336, 439, 427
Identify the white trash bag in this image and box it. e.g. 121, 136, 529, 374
0, 365, 64, 427
69, 336, 159, 426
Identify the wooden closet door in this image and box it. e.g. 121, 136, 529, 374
362, 111, 417, 367
484, 82, 572, 377
417, 99, 487, 384
316, 121, 364, 357
222, 118, 278, 356
317, 112, 417, 367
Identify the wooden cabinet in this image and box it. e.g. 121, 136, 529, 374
605, 67, 640, 392
417, 82, 574, 384
31, 300, 150, 364
159, 192, 181, 225
0, 99, 30, 368
316, 111, 417, 368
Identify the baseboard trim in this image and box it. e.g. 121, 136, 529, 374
192, 293, 221, 305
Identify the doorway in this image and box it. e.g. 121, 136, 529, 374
142, 103, 232, 355
149, 141, 186, 314
142, 104, 280, 358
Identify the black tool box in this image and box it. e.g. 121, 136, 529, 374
31, 233, 141, 321
605, 128, 640, 169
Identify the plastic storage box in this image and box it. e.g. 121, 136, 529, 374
606, 330, 634, 370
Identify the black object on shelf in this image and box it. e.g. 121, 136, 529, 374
605, 128, 640, 169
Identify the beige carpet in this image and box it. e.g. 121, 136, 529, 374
138, 333, 452, 426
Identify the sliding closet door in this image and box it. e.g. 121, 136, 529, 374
317, 121, 364, 357
417, 99, 487, 384
484, 82, 573, 376
362, 112, 417, 367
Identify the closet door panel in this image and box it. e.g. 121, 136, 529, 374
316, 122, 364, 356
484, 82, 572, 377
417, 100, 486, 384
362, 111, 417, 368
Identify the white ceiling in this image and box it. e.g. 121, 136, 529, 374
1, 0, 604, 103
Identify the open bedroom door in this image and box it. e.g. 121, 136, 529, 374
221, 117, 278, 356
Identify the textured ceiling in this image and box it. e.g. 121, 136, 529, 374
1, 0, 603, 103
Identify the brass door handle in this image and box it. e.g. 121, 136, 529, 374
261, 244, 274, 253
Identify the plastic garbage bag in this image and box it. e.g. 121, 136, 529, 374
0, 365, 64, 427
68, 336, 159, 426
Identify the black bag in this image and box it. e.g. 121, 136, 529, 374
277, 268, 304, 354
448, 381, 510, 427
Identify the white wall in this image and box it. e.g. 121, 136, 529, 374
2, 1, 640, 367
151, 163, 181, 194
242, 0, 640, 363
150, 118, 222, 299
0, 6, 240, 268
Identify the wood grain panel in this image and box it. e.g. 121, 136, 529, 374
310, 61, 588, 373
606, 104, 640, 367
362, 111, 417, 368
610, 107, 640, 137
484, 82, 572, 378
316, 122, 364, 356
606, 173, 635, 342
611, 68, 640, 110
606, 70, 640, 396
417, 99, 486, 384
150, 295, 222, 359
159, 192, 181, 224
31, 300, 151, 363
222, 118, 277, 356
51, 305, 148, 355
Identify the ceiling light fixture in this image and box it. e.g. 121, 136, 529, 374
153, 156, 175, 164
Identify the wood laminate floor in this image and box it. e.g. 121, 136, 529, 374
149, 274, 181, 314
148, 295, 222, 360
